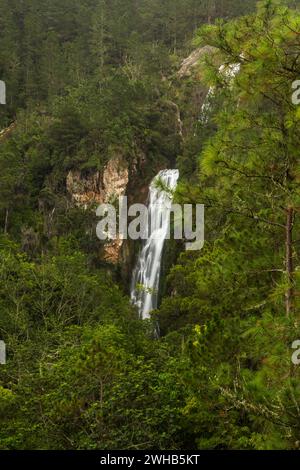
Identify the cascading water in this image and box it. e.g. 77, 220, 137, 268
200, 62, 241, 123
131, 169, 179, 319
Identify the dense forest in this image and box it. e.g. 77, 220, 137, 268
1, 0, 300, 451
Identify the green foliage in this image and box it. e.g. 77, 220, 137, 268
158, 0, 300, 449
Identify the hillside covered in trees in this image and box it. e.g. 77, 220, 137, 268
1, 0, 300, 451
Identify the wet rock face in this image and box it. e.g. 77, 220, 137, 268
66, 155, 129, 264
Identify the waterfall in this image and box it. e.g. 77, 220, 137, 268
131, 169, 179, 319
200, 62, 241, 123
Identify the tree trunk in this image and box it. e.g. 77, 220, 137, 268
4, 207, 8, 234
285, 207, 294, 317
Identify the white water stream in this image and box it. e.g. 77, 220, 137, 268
130, 169, 179, 319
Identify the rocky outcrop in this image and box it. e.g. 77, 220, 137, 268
66, 170, 103, 206
0, 122, 17, 142
178, 45, 218, 78
67, 155, 130, 264
67, 156, 129, 208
